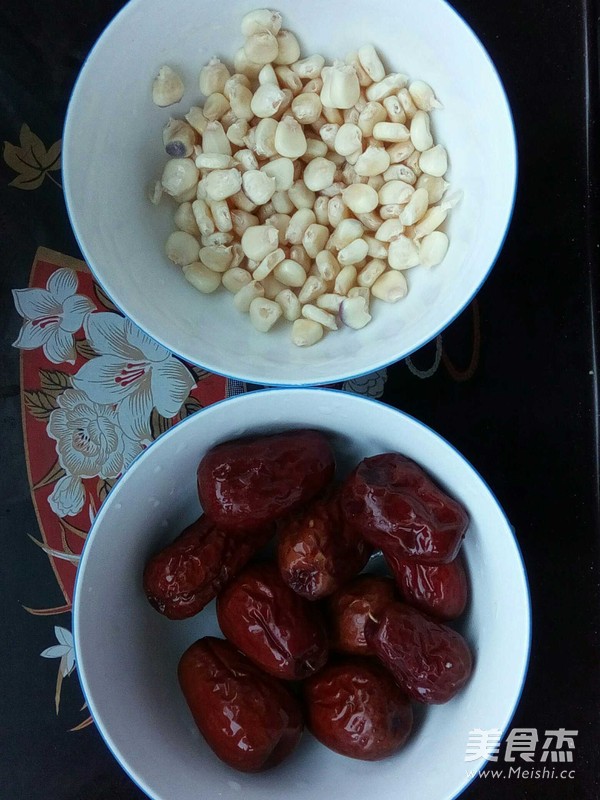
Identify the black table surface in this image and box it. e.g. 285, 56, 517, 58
1, 1, 599, 798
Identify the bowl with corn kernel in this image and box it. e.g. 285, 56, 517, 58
63, 0, 516, 385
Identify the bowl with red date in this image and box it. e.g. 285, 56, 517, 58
74, 388, 530, 800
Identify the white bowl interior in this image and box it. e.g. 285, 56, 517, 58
63, 0, 516, 386
74, 389, 530, 800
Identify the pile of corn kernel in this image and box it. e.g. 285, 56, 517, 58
150, 8, 458, 346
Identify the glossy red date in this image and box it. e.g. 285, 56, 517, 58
178, 637, 303, 772
197, 429, 335, 532
386, 551, 468, 620
216, 562, 329, 680
341, 453, 469, 564
304, 658, 413, 760
143, 516, 274, 619
365, 602, 473, 704
327, 575, 396, 655
277, 486, 372, 600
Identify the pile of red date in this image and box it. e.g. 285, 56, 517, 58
143, 429, 472, 772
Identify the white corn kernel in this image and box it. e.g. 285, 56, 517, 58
382, 95, 406, 124
266, 213, 292, 244
199, 57, 230, 96
358, 101, 387, 137
342, 184, 378, 214
274, 116, 307, 158
234, 280, 264, 312
244, 30, 279, 65
404, 148, 423, 178
321, 61, 361, 109
242, 170, 277, 205
260, 158, 294, 191
302, 157, 336, 192
338, 238, 369, 266
413, 206, 447, 238
378, 180, 415, 205
354, 145, 390, 177
259, 63, 279, 85
291, 93, 323, 124
234, 149, 259, 172
289, 244, 310, 270
371, 270, 408, 302
231, 190, 257, 212
195, 153, 235, 169
334, 123, 362, 156
174, 202, 200, 236
199, 244, 233, 272
288, 180, 316, 209
183, 262, 221, 293
276, 289, 302, 320
251, 118, 276, 158
257, 202, 276, 223
163, 119, 197, 157
376, 218, 405, 242
165, 231, 199, 265
191, 199, 215, 236
303, 223, 330, 258
379, 203, 403, 219
274, 30, 301, 65
173, 183, 198, 203
261, 273, 287, 299
357, 45, 386, 82
330, 218, 364, 250
292, 54, 325, 79
302, 138, 329, 162
292, 318, 323, 347
231, 210, 259, 238
345, 51, 372, 88
252, 247, 286, 280
387, 140, 415, 163
357, 258, 386, 287
409, 80, 442, 112
249, 296, 282, 331
320, 181, 345, 197
221, 108, 239, 132
315, 250, 341, 281
275, 65, 303, 93
364, 235, 389, 258
399, 187, 429, 225
334, 265, 358, 294
202, 121, 232, 155
241, 8, 282, 36
274, 259, 306, 287
419, 231, 449, 267
227, 119, 250, 147
348, 286, 370, 306
272, 190, 295, 214
326, 197, 348, 229
161, 158, 199, 197
222, 267, 252, 293
356, 211, 382, 231
185, 106, 208, 135
274, 88, 294, 118
208, 198, 233, 232
234, 47, 263, 81
152, 66, 184, 107
202, 230, 233, 246
203, 92, 230, 121
304, 78, 324, 97
398, 87, 418, 119
251, 83, 287, 118
419, 145, 448, 177
203, 168, 242, 201
228, 83, 254, 121
367, 174, 385, 191
316, 293, 343, 313
383, 164, 417, 184
372, 121, 410, 142
319, 123, 339, 149
410, 110, 434, 152
231, 243, 245, 268
286, 208, 316, 244
322, 105, 344, 125
298, 276, 327, 304
388, 235, 420, 269
366, 73, 408, 102
302, 303, 337, 330
314, 195, 329, 225
339, 295, 371, 329
343, 107, 361, 125
241, 224, 279, 261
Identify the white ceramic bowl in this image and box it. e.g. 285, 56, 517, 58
63, 0, 516, 386
74, 389, 530, 800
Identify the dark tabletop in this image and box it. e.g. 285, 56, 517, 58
1, 0, 599, 798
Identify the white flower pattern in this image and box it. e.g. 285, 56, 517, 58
343, 368, 388, 399
12, 269, 95, 364
40, 626, 76, 677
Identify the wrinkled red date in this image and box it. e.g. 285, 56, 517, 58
277, 486, 372, 600
328, 575, 396, 655
386, 551, 468, 620
143, 516, 274, 619
304, 659, 413, 760
197, 429, 335, 532
341, 453, 469, 564
217, 562, 329, 680
365, 602, 473, 704
178, 637, 303, 772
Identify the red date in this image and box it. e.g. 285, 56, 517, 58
277, 487, 372, 600
304, 659, 413, 760
328, 575, 396, 655
197, 429, 335, 532
143, 516, 273, 620
386, 551, 468, 620
178, 637, 303, 772
217, 562, 329, 680
341, 453, 469, 564
365, 602, 473, 704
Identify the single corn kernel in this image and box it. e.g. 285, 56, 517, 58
227, 84, 253, 121
302, 138, 329, 162
242, 170, 277, 205
318, 123, 338, 149
161, 158, 199, 197
262, 273, 287, 299
195, 153, 235, 169
274, 88, 294, 118
303, 223, 330, 258
334, 264, 358, 294
357, 258, 387, 287
313, 195, 329, 225
183, 262, 221, 293
199, 244, 233, 272
302, 157, 336, 192
231, 190, 257, 212
382, 95, 406, 124
234, 149, 259, 172
316, 293, 344, 313
298, 276, 327, 304
343, 107, 361, 125
208, 198, 233, 232
274, 116, 307, 158
234, 47, 263, 81
286, 208, 317, 244
275, 65, 303, 94
274, 258, 306, 287
419, 231, 449, 267
251, 83, 287, 118
288, 179, 316, 209
199, 57, 230, 96
419, 145, 448, 177
387, 235, 420, 269
274, 30, 301, 65
289, 244, 310, 270
241, 8, 282, 36
321, 61, 361, 109
185, 106, 209, 135
334, 123, 363, 156
272, 190, 295, 214
230, 243, 245, 268
398, 87, 418, 119
260, 157, 294, 191
191, 199, 215, 236
372, 121, 410, 142
356, 211, 382, 232
387, 140, 415, 163
338, 238, 369, 266
342, 184, 378, 214
365, 235, 389, 258
276, 288, 302, 320
292, 54, 325, 79
358, 101, 387, 137
202, 230, 233, 246
291, 93, 323, 124
320, 181, 345, 197
244, 30, 279, 66
399, 187, 429, 225
251, 118, 276, 158
165, 231, 199, 266
379, 203, 403, 220
315, 250, 341, 281
173, 183, 198, 203
292, 318, 324, 347
405, 148, 423, 178
203, 168, 242, 201
322, 105, 344, 125
357, 45, 386, 82
152, 66, 184, 107
234, 280, 264, 312
253, 247, 286, 280
354, 145, 390, 177
257, 202, 276, 224
203, 92, 230, 121
339, 295, 372, 329
378, 180, 415, 206
222, 267, 252, 293
410, 110, 434, 152
326, 197, 348, 229
174, 202, 200, 236
376, 218, 405, 242
366, 73, 408, 102
409, 80, 443, 112
304, 78, 324, 96
302, 303, 337, 330
330, 218, 364, 250
371, 269, 408, 302
202, 121, 232, 156
413, 206, 447, 238
163, 119, 197, 157
383, 164, 417, 184
226, 119, 250, 148
241, 224, 279, 261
